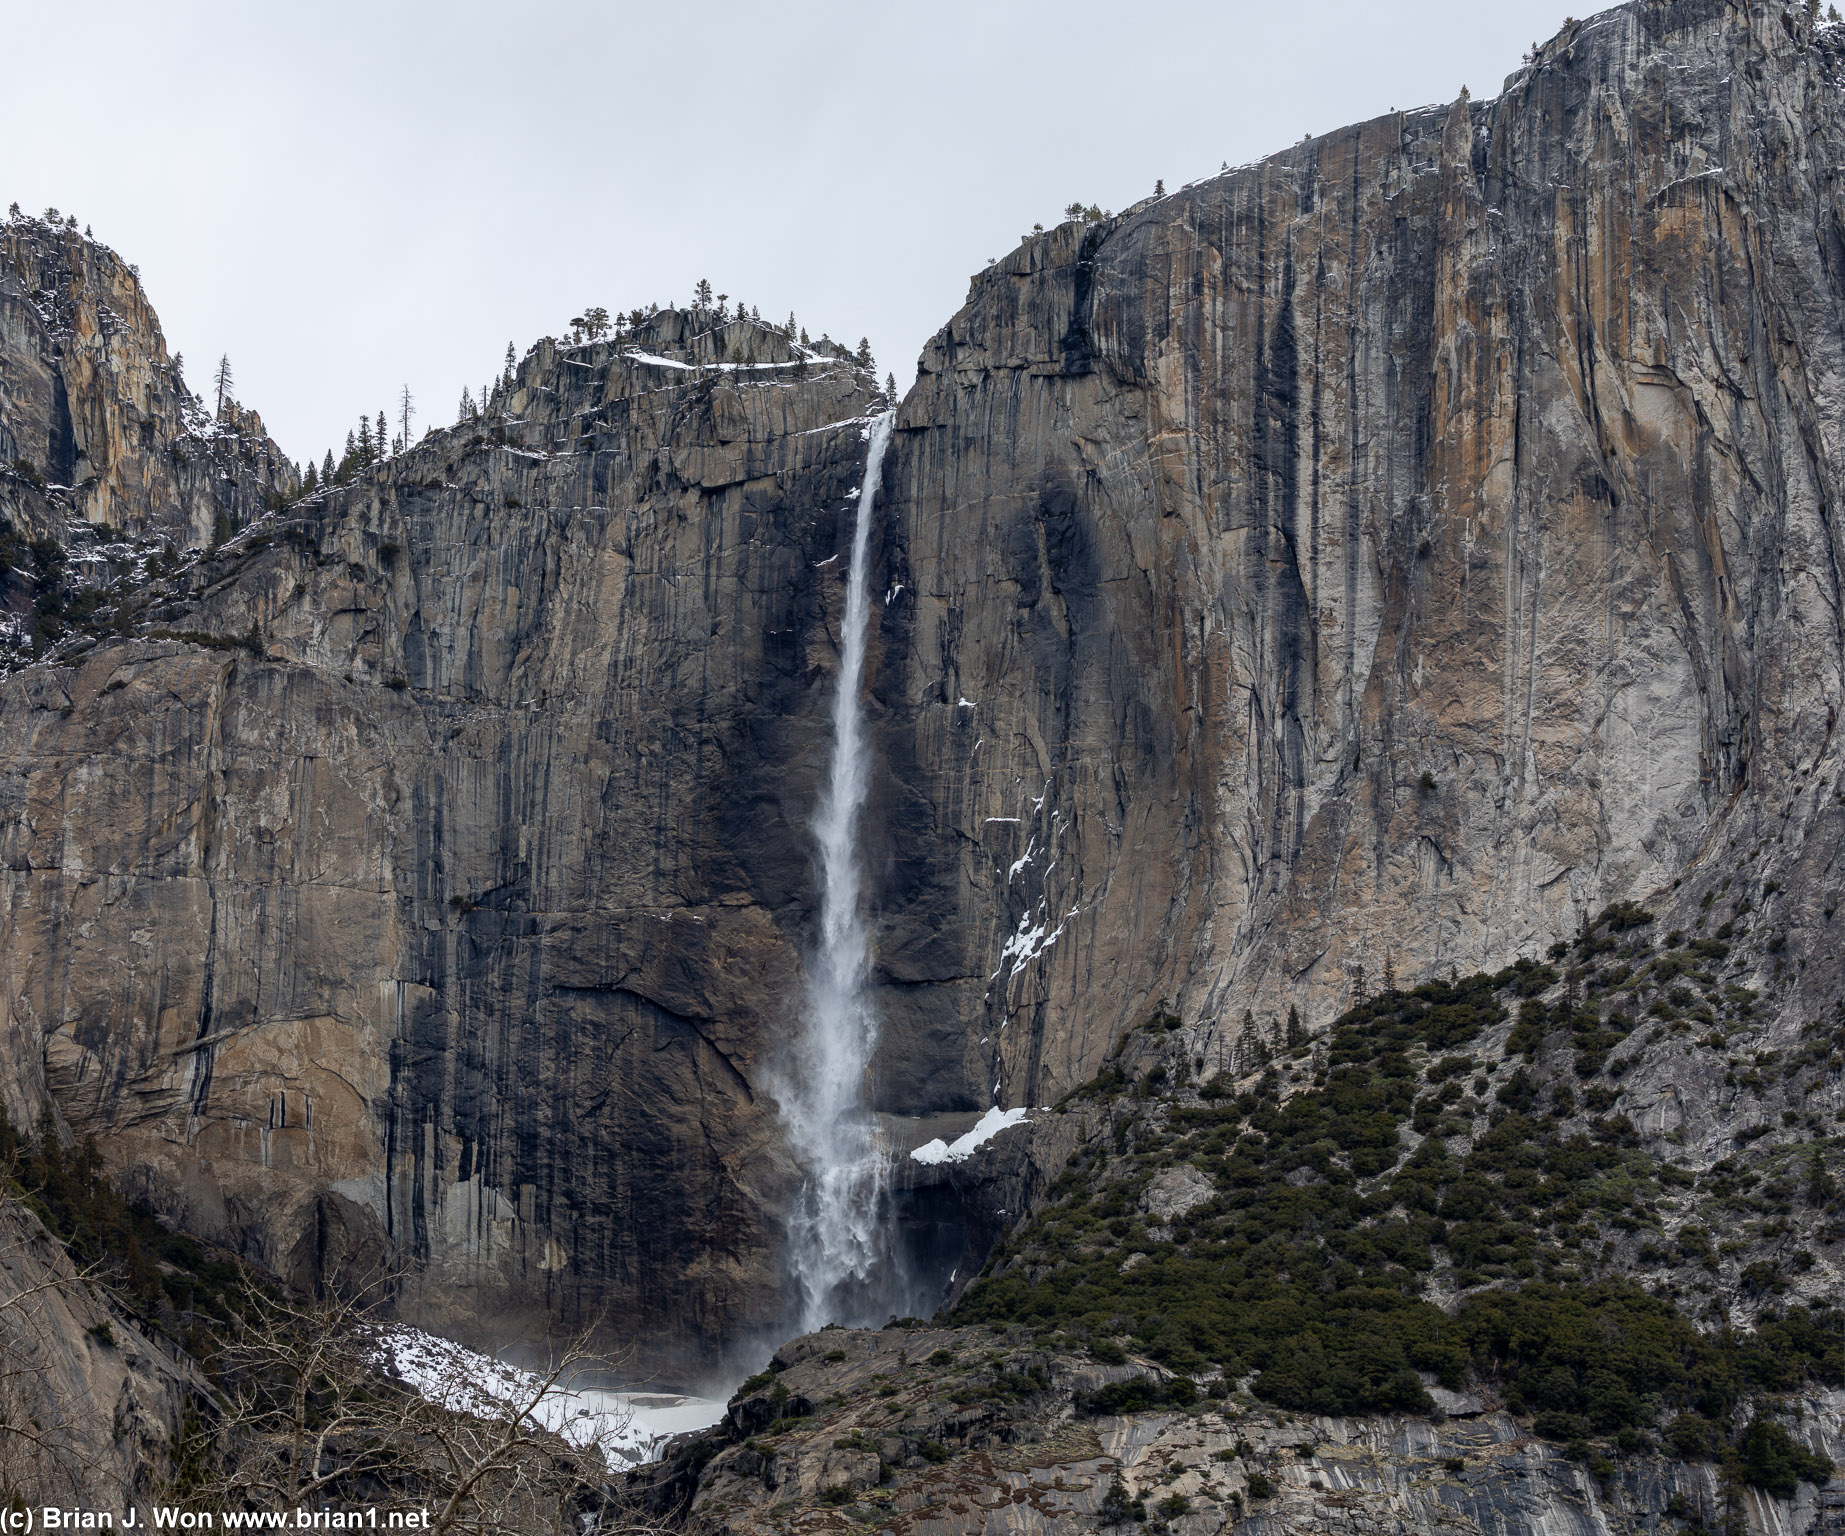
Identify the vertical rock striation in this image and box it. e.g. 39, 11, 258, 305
870, 0, 1845, 1115
7, 0, 1845, 1369
0, 311, 887, 1365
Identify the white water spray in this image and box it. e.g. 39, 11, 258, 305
781, 410, 897, 1331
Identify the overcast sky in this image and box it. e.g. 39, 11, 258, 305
6, 0, 1576, 468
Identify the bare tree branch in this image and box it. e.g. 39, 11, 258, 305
180, 1266, 665, 1535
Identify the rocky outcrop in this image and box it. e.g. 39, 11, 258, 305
659, 1324, 1844, 1536
0, 208, 295, 548
0, 1194, 189, 1507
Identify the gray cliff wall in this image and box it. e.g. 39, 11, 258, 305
5, 0, 1845, 1372
868, 0, 1845, 1115
0, 314, 886, 1365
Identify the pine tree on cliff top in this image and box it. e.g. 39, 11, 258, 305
322, 449, 335, 485
213, 354, 234, 419
375, 411, 388, 460
356, 418, 372, 465
694, 278, 713, 309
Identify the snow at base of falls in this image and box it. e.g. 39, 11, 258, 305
376, 1325, 727, 1468
910, 1106, 1030, 1166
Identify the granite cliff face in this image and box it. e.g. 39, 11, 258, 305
5, 0, 1845, 1411
0, 301, 891, 1365
868, 0, 1845, 1126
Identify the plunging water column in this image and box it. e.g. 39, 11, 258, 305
781, 409, 897, 1331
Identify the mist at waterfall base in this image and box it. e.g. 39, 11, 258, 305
771, 411, 921, 1333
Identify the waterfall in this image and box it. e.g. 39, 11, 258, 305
781, 409, 897, 1331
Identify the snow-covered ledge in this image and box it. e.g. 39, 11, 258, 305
910, 1106, 1030, 1166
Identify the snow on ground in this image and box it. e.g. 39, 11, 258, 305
910, 1105, 1030, 1166
375, 1325, 727, 1467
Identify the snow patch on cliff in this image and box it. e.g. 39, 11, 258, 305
910, 1106, 1030, 1165
991, 901, 1078, 976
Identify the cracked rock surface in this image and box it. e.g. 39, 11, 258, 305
9, 0, 1845, 1385
658, 1326, 1845, 1536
